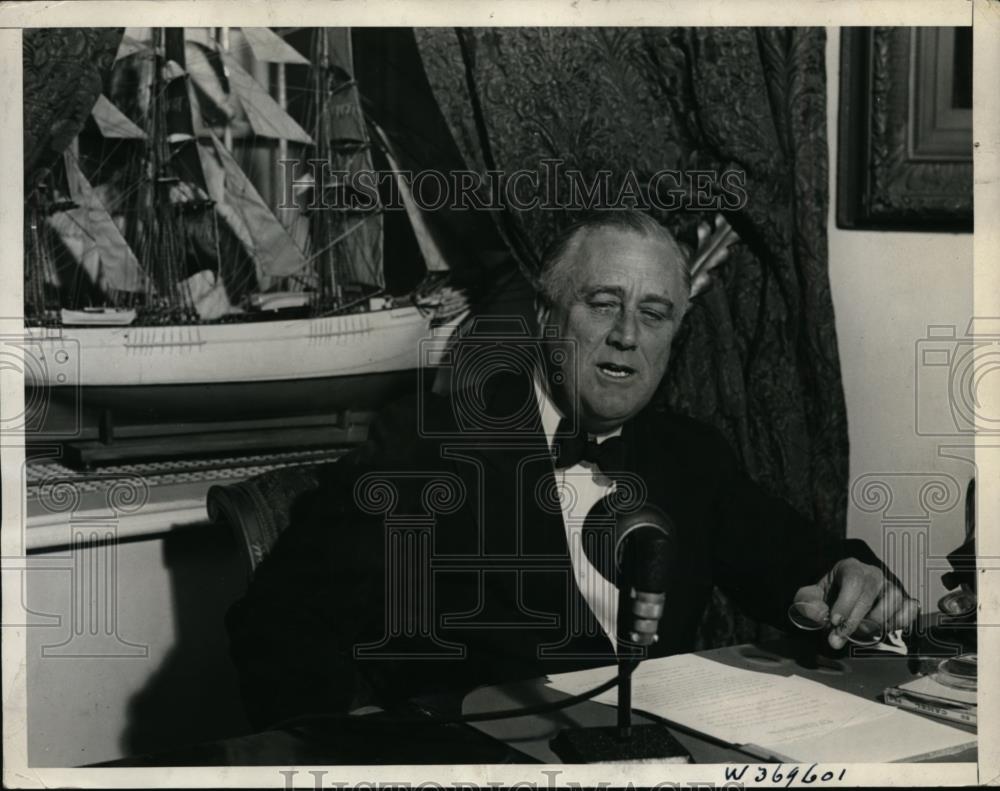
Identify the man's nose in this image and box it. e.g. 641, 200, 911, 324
607, 309, 638, 350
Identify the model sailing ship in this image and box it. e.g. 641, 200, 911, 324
24, 27, 465, 425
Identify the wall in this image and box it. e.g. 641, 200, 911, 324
26, 523, 250, 767
826, 28, 975, 608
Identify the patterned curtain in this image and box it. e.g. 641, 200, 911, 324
415, 27, 845, 646
23, 28, 124, 187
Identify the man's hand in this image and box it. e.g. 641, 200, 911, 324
793, 558, 920, 649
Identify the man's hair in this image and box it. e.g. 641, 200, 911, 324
537, 210, 691, 308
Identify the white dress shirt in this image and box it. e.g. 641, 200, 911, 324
533, 377, 620, 650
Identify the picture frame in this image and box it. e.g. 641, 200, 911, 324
837, 27, 973, 232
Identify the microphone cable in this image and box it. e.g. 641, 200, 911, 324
269, 668, 627, 732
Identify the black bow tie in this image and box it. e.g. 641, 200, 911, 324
553, 417, 626, 475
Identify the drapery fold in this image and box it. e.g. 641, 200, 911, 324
23, 28, 124, 188
416, 27, 845, 646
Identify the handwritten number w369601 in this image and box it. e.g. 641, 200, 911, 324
724, 764, 847, 785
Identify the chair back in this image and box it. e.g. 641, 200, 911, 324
207, 463, 327, 579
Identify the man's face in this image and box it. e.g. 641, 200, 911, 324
542, 227, 689, 433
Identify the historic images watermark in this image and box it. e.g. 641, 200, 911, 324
278, 769, 747, 790
10, 468, 151, 659
279, 159, 749, 213
914, 318, 1000, 437
0, 328, 82, 442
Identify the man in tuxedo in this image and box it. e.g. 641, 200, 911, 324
226, 210, 918, 731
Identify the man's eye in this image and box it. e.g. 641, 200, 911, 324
589, 301, 618, 313
641, 309, 667, 322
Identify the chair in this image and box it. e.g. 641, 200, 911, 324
209, 457, 380, 714
207, 462, 330, 580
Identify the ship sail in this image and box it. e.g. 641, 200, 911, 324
183, 40, 243, 139
91, 95, 146, 139
47, 152, 151, 295
197, 132, 311, 288
26, 26, 466, 328
241, 27, 310, 66
116, 31, 150, 61
221, 51, 314, 145
238, 28, 311, 243
309, 28, 383, 293
373, 123, 449, 274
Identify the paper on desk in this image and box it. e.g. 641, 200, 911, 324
547, 654, 976, 763
545, 654, 892, 746
757, 707, 975, 763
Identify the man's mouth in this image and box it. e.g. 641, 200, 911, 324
596, 362, 637, 380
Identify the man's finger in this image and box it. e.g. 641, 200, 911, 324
828, 563, 870, 625
828, 564, 881, 647
790, 584, 831, 631
889, 595, 921, 632
839, 572, 882, 638
866, 582, 905, 628
793, 584, 826, 604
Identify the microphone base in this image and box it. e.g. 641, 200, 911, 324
549, 724, 691, 764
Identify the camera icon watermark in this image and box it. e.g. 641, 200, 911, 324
0, 328, 82, 440
418, 315, 577, 439
915, 318, 1000, 436
8, 471, 151, 657
351, 470, 468, 659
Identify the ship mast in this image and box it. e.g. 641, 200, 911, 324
306, 28, 385, 313
24, 198, 55, 320
216, 27, 234, 151
276, 60, 289, 169
313, 29, 338, 306
145, 28, 189, 314
145, 27, 216, 321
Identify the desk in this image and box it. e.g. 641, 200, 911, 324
463, 637, 977, 764
93, 630, 976, 766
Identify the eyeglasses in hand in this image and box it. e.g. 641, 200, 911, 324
787, 601, 884, 647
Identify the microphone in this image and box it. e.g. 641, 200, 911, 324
614, 504, 675, 651
613, 504, 675, 740
550, 503, 690, 763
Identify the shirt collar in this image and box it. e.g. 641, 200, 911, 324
532, 372, 622, 453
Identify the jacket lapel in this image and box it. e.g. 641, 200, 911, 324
468, 372, 569, 559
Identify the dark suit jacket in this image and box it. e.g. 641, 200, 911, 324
226, 373, 884, 730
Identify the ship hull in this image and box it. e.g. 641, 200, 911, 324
25, 306, 454, 426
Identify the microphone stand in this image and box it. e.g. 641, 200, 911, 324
549, 583, 689, 762
617, 656, 636, 739
614, 535, 655, 743
616, 575, 642, 741
548, 504, 691, 762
